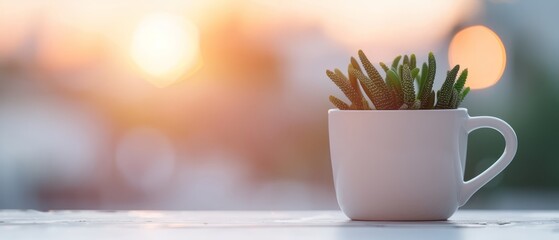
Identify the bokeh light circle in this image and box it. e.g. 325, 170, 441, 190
449, 25, 506, 90
130, 12, 200, 87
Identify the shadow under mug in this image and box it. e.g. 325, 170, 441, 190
328, 108, 517, 221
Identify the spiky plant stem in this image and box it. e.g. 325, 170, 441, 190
401, 64, 416, 106
419, 53, 436, 109
329, 95, 351, 110
435, 65, 460, 109
327, 69, 363, 109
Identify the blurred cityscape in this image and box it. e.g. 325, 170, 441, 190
1, 0, 558, 210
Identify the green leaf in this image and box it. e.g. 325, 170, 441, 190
460, 87, 471, 102
327, 69, 364, 109
403, 55, 410, 67
422, 90, 435, 109
350, 57, 362, 73
419, 52, 436, 108
357, 50, 394, 109
435, 65, 460, 109
419, 62, 429, 95
350, 66, 394, 110
329, 95, 351, 110
411, 68, 420, 80
411, 99, 421, 109
358, 50, 387, 88
391, 55, 402, 70
384, 80, 398, 109
450, 89, 459, 109
386, 69, 404, 107
454, 68, 468, 93
347, 63, 370, 109
379, 62, 390, 72
410, 54, 417, 69
401, 64, 416, 106
347, 64, 359, 91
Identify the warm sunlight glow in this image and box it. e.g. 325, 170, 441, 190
131, 13, 200, 87
255, 0, 479, 57
449, 25, 506, 90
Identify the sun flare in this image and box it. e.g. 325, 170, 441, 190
130, 13, 200, 87
449, 25, 506, 90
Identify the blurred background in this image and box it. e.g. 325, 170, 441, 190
0, 0, 558, 210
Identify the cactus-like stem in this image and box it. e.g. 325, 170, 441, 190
454, 69, 468, 93
419, 53, 436, 106
386, 69, 404, 107
435, 65, 460, 109
411, 68, 420, 80
326, 51, 470, 110
379, 62, 389, 72
327, 69, 364, 109
357, 50, 394, 109
403, 55, 410, 67
347, 64, 360, 92
350, 66, 393, 110
329, 95, 351, 110
450, 89, 459, 109
391, 55, 402, 70
418, 62, 428, 93
358, 50, 388, 90
421, 90, 435, 109
411, 99, 421, 109
350, 57, 362, 73
401, 64, 416, 106
347, 64, 371, 109
386, 83, 399, 109
459, 87, 471, 103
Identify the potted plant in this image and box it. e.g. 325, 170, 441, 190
327, 50, 517, 221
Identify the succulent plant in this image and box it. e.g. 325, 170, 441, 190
327, 50, 470, 110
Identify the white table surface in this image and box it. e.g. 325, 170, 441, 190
1, 210, 559, 239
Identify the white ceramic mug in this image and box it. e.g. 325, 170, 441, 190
328, 108, 517, 221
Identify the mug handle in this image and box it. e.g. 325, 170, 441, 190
458, 116, 518, 206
